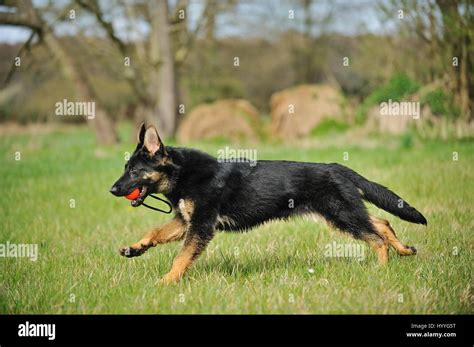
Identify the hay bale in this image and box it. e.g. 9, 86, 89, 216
177, 99, 259, 142
270, 84, 347, 139
364, 81, 449, 134
366, 92, 437, 135
366, 105, 409, 134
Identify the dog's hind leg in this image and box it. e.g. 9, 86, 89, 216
317, 206, 390, 265
313, 175, 390, 264
119, 217, 187, 258
360, 232, 389, 265
370, 215, 417, 256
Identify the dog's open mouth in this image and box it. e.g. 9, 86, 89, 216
131, 186, 148, 207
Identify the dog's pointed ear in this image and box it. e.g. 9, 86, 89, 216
143, 125, 165, 156
137, 122, 146, 146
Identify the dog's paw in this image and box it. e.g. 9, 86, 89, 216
399, 245, 417, 256
407, 245, 417, 255
159, 273, 180, 285
119, 246, 146, 258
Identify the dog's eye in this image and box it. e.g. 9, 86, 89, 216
130, 167, 138, 174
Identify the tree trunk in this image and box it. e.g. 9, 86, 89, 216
459, 32, 472, 121
155, 0, 177, 137
205, 0, 217, 42
43, 32, 118, 145
436, 0, 472, 120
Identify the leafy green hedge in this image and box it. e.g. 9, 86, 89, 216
356, 73, 419, 123
421, 89, 460, 118
310, 118, 350, 137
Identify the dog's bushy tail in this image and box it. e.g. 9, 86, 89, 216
332, 164, 427, 225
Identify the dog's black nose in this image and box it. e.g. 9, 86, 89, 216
109, 186, 119, 196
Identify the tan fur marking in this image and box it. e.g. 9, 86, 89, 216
364, 233, 389, 265
160, 236, 200, 284
130, 218, 187, 251
143, 171, 171, 193
159, 155, 172, 165
178, 199, 194, 224
370, 215, 416, 256
143, 172, 161, 181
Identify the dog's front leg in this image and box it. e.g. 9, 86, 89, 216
119, 217, 186, 258
160, 228, 214, 284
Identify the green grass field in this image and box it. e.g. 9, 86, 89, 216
0, 124, 472, 314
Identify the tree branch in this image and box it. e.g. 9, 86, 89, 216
75, 0, 128, 54
0, 0, 42, 31
75, 0, 151, 106
174, 0, 212, 65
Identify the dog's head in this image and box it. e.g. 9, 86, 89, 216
109, 123, 174, 206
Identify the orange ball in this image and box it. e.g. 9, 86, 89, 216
125, 188, 140, 200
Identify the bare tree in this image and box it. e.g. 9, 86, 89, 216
77, 0, 211, 138
0, 0, 119, 144
380, 0, 473, 120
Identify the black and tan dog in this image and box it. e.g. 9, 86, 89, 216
110, 124, 427, 283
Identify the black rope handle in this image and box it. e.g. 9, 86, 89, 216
135, 194, 173, 214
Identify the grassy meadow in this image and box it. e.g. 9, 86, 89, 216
0, 124, 472, 314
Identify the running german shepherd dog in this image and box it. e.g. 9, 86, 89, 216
110, 124, 427, 283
